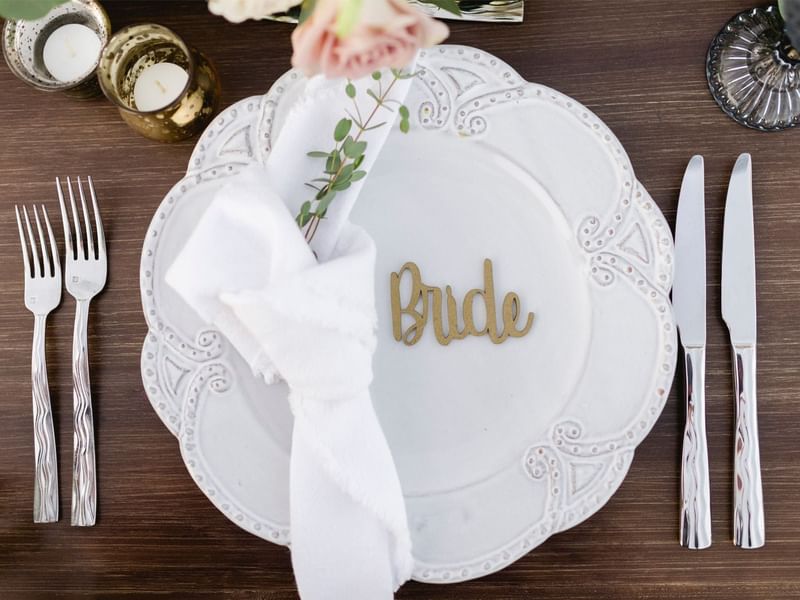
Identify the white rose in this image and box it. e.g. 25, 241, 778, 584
208, 0, 302, 23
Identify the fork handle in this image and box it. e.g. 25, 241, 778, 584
71, 298, 96, 527
732, 344, 764, 548
32, 314, 58, 523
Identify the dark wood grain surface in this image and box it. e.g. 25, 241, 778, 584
1, 0, 799, 598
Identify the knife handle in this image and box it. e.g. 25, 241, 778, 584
680, 345, 712, 549
731, 344, 765, 548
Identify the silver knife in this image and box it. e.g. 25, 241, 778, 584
673, 155, 712, 549
410, 0, 524, 22
269, 0, 524, 23
722, 153, 765, 549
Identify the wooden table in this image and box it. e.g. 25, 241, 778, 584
1, 1, 799, 597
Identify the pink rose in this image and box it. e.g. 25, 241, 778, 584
291, 0, 449, 80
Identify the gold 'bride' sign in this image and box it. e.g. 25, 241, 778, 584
390, 259, 534, 346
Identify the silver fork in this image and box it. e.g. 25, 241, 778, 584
16, 204, 61, 523
56, 176, 107, 527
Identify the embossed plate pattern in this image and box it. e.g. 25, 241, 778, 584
141, 46, 676, 583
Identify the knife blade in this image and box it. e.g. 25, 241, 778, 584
674, 155, 707, 347
722, 154, 757, 345
673, 155, 712, 549
721, 152, 765, 549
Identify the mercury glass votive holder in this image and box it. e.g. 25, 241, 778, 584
1, 0, 110, 98
97, 24, 221, 142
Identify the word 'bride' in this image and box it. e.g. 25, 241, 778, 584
390, 259, 534, 346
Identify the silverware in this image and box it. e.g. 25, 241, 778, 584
15, 204, 61, 523
269, 0, 524, 23
721, 153, 765, 549
56, 176, 107, 527
673, 155, 712, 549
411, 0, 523, 22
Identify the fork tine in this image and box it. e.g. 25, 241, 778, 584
22, 206, 42, 278
66, 177, 84, 260
41, 205, 59, 278
15, 206, 31, 278
77, 176, 95, 260
87, 176, 105, 259
56, 177, 73, 260
32, 206, 50, 277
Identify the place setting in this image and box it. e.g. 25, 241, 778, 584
1, 0, 786, 597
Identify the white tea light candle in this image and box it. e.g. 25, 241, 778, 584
42, 23, 102, 83
98, 23, 220, 141
133, 63, 189, 112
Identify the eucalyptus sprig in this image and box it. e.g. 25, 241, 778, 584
297, 68, 416, 243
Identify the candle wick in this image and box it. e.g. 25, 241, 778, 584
155, 79, 167, 94
65, 38, 77, 58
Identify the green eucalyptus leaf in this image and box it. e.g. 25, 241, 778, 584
339, 163, 355, 180
351, 170, 367, 182
317, 191, 337, 214
0, 0, 68, 20
315, 184, 330, 200
325, 152, 342, 174
297, 198, 314, 226
390, 68, 416, 80
343, 137, 367, 159
297, 201, 312, 226
372, 71, 382, 80
354, 155, 365, 169
332, 180, 352, 192
299, 0, 317, 24
400, 119, 410, 134
345, 82, 356, 98
416, 0, 461, 16
399, 105, 410, 120
334, 118, 352, 142
307, 151, 329, 158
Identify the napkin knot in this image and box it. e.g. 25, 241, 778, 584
222, 221, 379, 401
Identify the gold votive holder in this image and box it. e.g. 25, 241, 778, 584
1, 0, 110, 98
97, 24, 221, 143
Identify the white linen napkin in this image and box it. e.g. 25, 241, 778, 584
166, 66, 417, 599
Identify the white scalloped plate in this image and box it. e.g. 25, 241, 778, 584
141, 46, 676, 583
